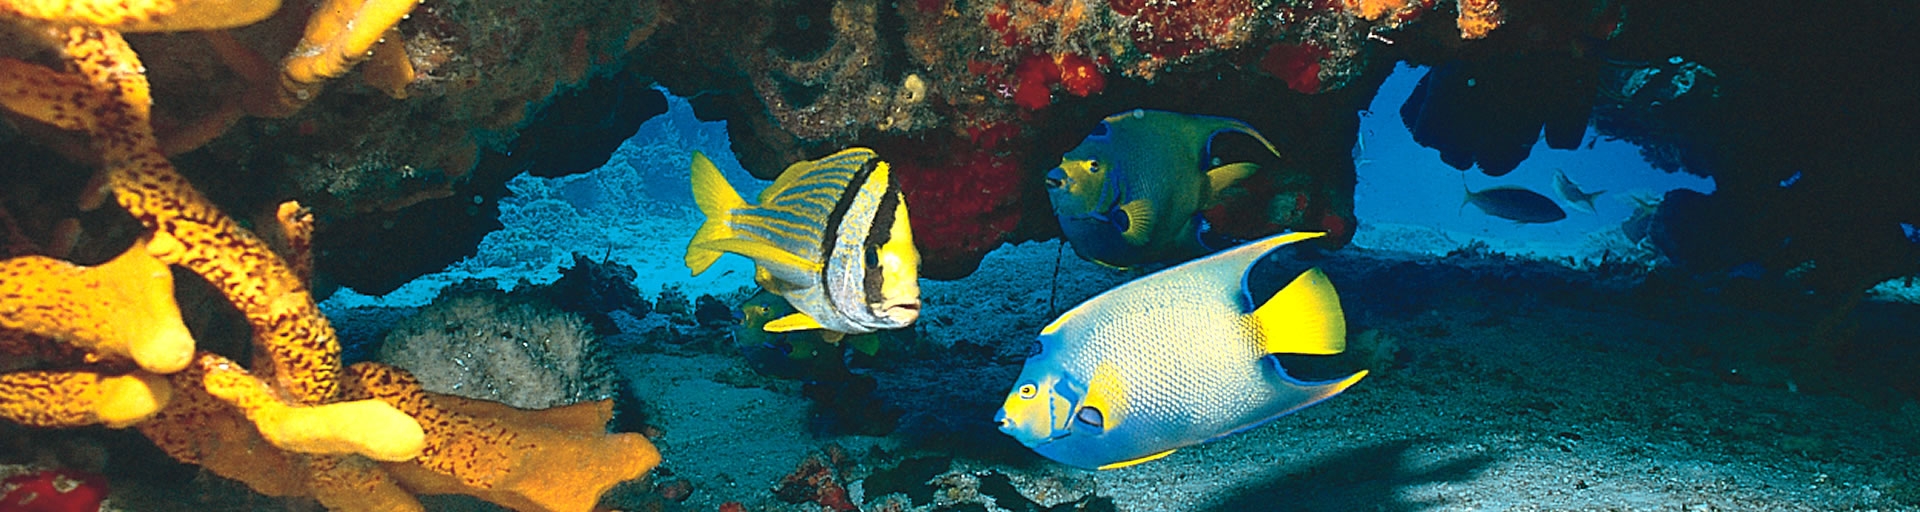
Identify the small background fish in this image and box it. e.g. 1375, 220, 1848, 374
1464, 185, 1567, 224
1553, 169, 1606, 213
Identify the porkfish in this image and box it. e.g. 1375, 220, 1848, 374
1047, 109, 1285, 269
686, 148, 922, 339
995, 232, 1367, 470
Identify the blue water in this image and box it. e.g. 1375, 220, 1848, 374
1353, 64, 1716, 260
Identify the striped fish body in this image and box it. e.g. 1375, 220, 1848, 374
995, 232, 1365, 470
685, 148, 922, 336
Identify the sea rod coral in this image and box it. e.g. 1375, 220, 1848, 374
0, 2, 657, 511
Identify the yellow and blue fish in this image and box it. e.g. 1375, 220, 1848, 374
1047, 109, 1286, 268
686, 148, 922, 339
995, 231, 1366, 470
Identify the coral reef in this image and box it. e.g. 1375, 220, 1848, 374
641, 0, 1404, 275
0, 5, 657, 511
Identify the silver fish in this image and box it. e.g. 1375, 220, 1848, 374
1552, 169, 1606, 213
1465, 185, 1566, 224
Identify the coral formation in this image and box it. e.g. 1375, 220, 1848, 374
0, 4, 658, 510
378, 290, 614, 409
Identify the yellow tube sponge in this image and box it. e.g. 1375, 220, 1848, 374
273, 0, 419, 114
0, 370, 171, 428
2, 27, 346, 404
0, 240, 195, 374
136, 359, 428, 512
198, 354, 425, 461
348, 362, 661, 512
0, 0, 281, 32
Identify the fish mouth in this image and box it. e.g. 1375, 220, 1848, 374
876, 300, 921, 325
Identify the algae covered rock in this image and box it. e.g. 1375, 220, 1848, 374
379, 290, 615, 409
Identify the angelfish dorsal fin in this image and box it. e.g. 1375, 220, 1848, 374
1250, 268, 1347, 355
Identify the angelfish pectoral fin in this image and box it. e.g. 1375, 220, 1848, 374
764, 313, 827, 333
1096, 449, 1177, 470
1118, 200, 1156, 246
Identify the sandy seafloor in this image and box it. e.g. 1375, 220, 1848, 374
596, 241, 1920, 512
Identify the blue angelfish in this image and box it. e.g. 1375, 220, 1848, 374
995, 232, 1367, 470
1047, 109, 1285, 268
686, 148, 922, 340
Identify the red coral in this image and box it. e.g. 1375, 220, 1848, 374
718, 502, 746, 512
1, 469, 107, 512
1009, 53, 1105, 110
1259, 42, 1331, 94
1109, 0, 1259, 58
878, 122, 1031, 279
1012, 55, 1059, 110
1057, 54, 1105, 97
774, 447, 857, 512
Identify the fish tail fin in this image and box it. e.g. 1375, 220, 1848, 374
1251, 267, 1347, 355
1459, 175, 1472, 215
688, 152, 746, 275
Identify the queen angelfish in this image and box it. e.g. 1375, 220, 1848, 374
1046, 109, 1286, 268
995, 231, 1367, 470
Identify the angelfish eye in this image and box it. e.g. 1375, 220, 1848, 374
1087, 161, 1102, 174
1018, 384, 1037, 398
865, 245, 880, 267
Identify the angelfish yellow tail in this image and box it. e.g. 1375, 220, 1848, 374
1251, 266, 1348, 355
687, 152, 745, 275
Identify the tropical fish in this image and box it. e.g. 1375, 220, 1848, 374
995, 232, 1367, 470
1046, 109, 1284, 269
1465, 185, 1567, 223
1552, 169, 1605, 213
686, 148, 922, 339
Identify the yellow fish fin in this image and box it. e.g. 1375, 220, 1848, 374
688, 152, 747, 275
1118, 199, 1155, 246
1251, 267, 1347, 355
1206, 162, 1259, 197
1097, 449, 1177, 470
1079, 361, 1129, 435
764, 313, 826, 333
1218, 119, 1286, 160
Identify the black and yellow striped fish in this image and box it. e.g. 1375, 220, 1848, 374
685, 148, 921, 339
